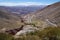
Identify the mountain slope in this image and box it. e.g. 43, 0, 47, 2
0, 10, 23, 30
23, 2, 60, 27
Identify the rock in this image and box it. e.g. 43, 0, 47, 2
14, 25, 39, 38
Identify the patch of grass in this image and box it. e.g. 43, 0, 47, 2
0, 27, 60, 40
0, 33, 14, 40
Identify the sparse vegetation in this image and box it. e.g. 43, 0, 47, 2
0, 27, 60, 40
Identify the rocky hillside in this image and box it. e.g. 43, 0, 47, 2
0, 2, 60, 39
23, 2, 60, 27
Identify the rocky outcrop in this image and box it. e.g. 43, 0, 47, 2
14, 25, 39, 38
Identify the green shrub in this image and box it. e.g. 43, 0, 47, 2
39, 27, 60, 40
0, 33, 14, 40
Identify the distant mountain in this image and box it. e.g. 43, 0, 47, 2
0, 5, 46, 15
23, 2, 60, 27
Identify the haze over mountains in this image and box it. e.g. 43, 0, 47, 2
0, 5, 46, 15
